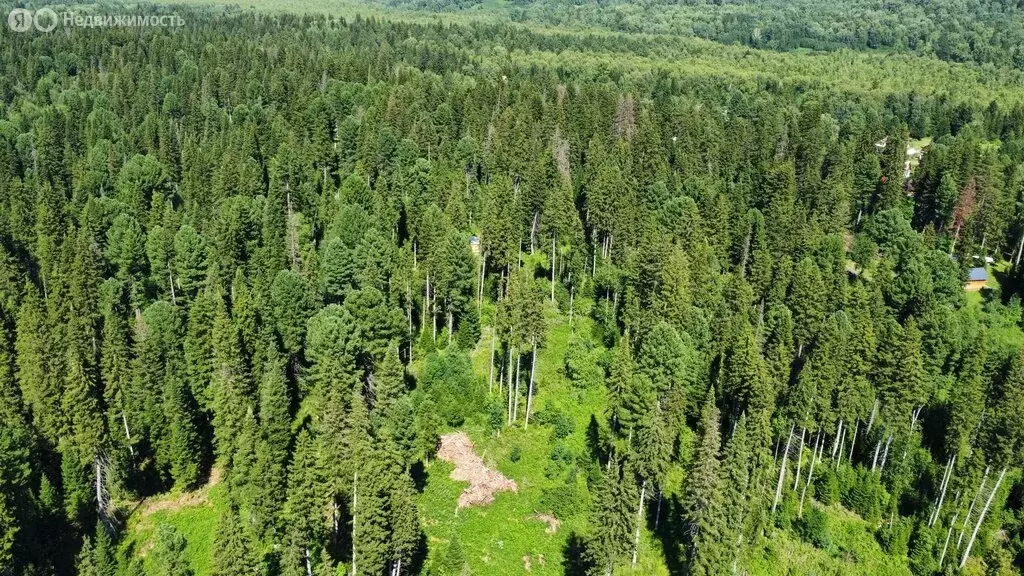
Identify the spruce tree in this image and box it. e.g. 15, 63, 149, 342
172, 224, 208, 300
283, 429, 323, 570
585, 456, 636, 576
788, 257, 826, 356
374, 342, 406, 413
62, 346, 105, 467
15, 285, 60, 443
151, 524, 194, 576
270, 269, 315, 356
389, 471, 420, 575
211, 506, 261, 576
254, 345, 291, 535
682, 392, 726, 576
721, 414, 752, 572
210, 292, 252, 463
165, 362, 206, 490
183, 286, 215, 408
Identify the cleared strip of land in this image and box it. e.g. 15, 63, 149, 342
437, 431, 517, 508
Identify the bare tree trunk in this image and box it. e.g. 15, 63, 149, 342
958, 467, 990, 549
871, 439, 882, 472
488, 331, 496, 394
831, 419, 844, 460
835, 424, 846, 470
168, 268, 176, 305
551, 234, 557, 304
95, 457, 106, 519
305, 547, 313, 576
122, 411, 135, 458
902, 407, 921, 462
406, 279, 413, 341
793, 427, 806, 491
531, 211, 539, 254
799, 432, 821, 517
352, 472, 358, 576
524, 339, 537, 429
878, 433, 893, 475
513, 352, 521, 422
568, 287, 575, 330
939, 509, 959, 569
632, 480, 647, 568
848, 419, 859, 465
422, 274, 428, 334
1016, 231, 1024, 267
507, 347, 515, 424
654, 490, 662, 531
333, 501, 340, 539
479, 252, 487, 309
866, 397, 878, 435
772, 425, 795, 513
930, 456, 955, 527
960, 467, 1007, 568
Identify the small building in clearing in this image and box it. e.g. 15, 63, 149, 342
965, 267, 988, 291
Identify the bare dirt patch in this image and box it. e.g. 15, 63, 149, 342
437, 432, 517, 508
530, 511, 560, 534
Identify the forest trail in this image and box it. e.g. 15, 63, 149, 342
437, 431, 517, 508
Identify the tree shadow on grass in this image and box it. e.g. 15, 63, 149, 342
410, 460, 429, 493
561, 531, 593, 576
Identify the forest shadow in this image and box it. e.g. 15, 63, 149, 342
410, 460, 429, 492
655, 495, 687, 576
993, 266, 1018, 303
561, 531, 592, 576
409, 530, 429, 575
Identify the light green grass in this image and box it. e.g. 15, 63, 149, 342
744, 504, 911, 576
418, 295, 670, 574
122, 483, 226, 575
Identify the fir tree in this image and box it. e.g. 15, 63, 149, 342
721, 414, 752, 572
165, 362, 206, 490
151, 524, 194, 576
682, 392, 726, 576
283, 429, 323, 569
211, 506, 261, 576
210, 291, 252, 462
585, 456, 636, 576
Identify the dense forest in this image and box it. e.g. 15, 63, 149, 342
380, 0, 1024, 70
4, 2, 1024, 575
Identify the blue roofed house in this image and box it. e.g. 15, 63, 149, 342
965, 267, 988, 291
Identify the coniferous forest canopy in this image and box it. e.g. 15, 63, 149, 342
381, 0, 1024, 70
5, 1, 1024, 575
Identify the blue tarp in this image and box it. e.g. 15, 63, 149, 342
968, 267, 988, 282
